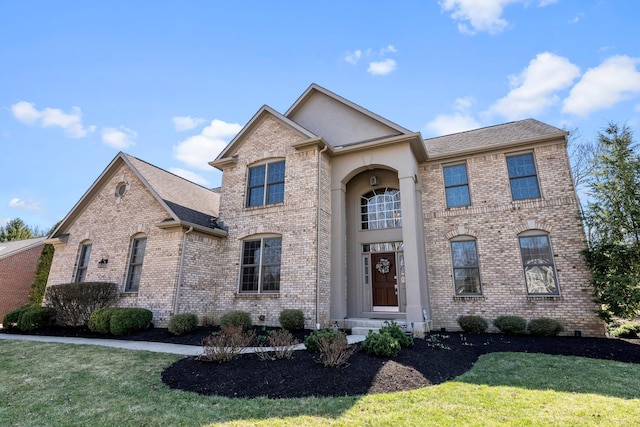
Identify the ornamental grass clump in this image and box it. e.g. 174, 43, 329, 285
255, 329, 299, 361
168, 313, 198, 336
493, 316, 527, 335
200, 326, 256, 363
315, 331, 356, 367
457, 315, 488, 333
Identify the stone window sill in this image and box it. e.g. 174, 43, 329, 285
234, 292, 280, 299
453, 295, 485, 301
527, 295, 562, 301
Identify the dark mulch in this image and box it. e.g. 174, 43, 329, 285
3, 326, 639, 399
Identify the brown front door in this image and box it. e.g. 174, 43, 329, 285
371, 252, 398, 307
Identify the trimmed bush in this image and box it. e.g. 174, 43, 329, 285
493, 316, 527, 335
361, 330, 401, 358
528, 317, 564, 336
304, 328, 342, 353
457, 315, 488, 333
278, 309, 305, 331
609, 322, 640, 338
44, 282, 118, 326
219, 310, 252, 329
88, 308, 117, 334
16, 306, 54, 332
109, 308, 153, 336
379, 321, 414, 348
3, 307, 29, 329
316, 331, 356, 367
168, 313, 198, 336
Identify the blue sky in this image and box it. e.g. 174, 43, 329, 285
1, 1, 639, 232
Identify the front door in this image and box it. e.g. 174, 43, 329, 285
371, 252, 398, 307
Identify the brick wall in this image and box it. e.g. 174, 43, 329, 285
421, 141, 604, 336
0, 243, 43, 321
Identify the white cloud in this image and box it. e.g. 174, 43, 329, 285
440, 0, 556, 35
563, 55, 640, 117
10, 101, 95, 138
488, 52, 580, 120
345, 50, 362, 65
173, 119, 242, 170
101, 126, 137, 149
368, 59, 397, 76
172, 116, 206, 132
425, 96, 481, 136
8, 198, 41, 211
380, 45, 397, 55
168, 168, 210, 186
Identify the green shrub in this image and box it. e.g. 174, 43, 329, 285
609, 322, 640, 338
3, 307, 29, 329
379, 321, 414, 348
88, 308, 117, 334
44, 282, 118, 326
219, 310, 252, 329
109, 308, 153, 336
361, 330, 401, 358
493, 316, 527, 335
304, 328, 342, 352
528, 317, 563, 336
16, 307, 54, 332
457, 315, 488, 333
168, 313, 198, 336
278, 309, 305, 331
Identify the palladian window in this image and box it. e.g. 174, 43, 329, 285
361, 188, 402, 230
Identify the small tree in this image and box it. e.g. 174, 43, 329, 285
29, 243, 54, 305
0, 218, 34, 242
582, 123, 640, 321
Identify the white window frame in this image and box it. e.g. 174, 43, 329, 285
74, 242, 92, 283
238, 235, 282, 293
518, 233, 559, 296
449, 238, 482, 295
125, 236, 147, 292
246, 160, 286, 207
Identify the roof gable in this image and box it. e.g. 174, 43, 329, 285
213, 106, 316, 163
285, 83, 412, 147
50, 153, 224, 239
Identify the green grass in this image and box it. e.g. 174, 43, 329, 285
1, 341, 639, 426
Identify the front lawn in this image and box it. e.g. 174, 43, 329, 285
0, 340, 639, 426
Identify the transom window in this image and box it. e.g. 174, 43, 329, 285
361, 188, 402, 230
450, 240, 482, 295
443, 163, 471, 208
519, 235, 558, 295
125, 237, 147, 292
240, 237, 282, 293
74, 243, 92, 283
246, 161, 285, 207
507, 153, 541, 200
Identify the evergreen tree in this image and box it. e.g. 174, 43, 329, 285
582, 123, 640, 321
0, 218, 34, 242
29, 221, 60, 305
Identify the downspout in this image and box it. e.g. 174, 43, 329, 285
173, 226, 193, 315
316, 143, 329, 326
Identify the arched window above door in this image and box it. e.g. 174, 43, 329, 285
360, 188, 402, 230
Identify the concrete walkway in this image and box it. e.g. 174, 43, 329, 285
0, 333, 366, 356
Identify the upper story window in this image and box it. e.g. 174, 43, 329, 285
518, 234, 558, 295
507, 153, 540, 200
74, 243, 92, 283
125, 236, 147, 292
240, 236, 282, 293
450, 239, 481, 295
443, 163, 470, 208
361, 188, 402, 230
246, 160, 285, 207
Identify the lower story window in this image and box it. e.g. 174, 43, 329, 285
519, 235, 558, 295
240, 237, 282, 293
450, 240, 482, 295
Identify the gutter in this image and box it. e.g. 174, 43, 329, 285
316, 143, 329, 326
173, 226, 193, 315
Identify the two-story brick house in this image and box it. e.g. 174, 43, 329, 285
44, 84, 604, 336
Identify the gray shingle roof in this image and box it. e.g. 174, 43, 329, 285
0, 237, 46, 260
425, 119, 566, 158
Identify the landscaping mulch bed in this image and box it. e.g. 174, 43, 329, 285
3, 326, 639, 399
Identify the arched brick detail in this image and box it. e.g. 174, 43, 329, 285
513, 220, 553, 235
445, 225, 480, 240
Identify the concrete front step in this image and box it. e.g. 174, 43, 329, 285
347, 318, 410, 336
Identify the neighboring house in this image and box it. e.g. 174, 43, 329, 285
45, 84, 605, 336
0, 237, 45, 321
